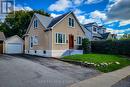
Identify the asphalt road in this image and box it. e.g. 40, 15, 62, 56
0, 55, 100, 87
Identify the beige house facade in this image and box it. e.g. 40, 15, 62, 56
24, 11, 85, 57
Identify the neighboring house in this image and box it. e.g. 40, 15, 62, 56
83, 22, 116, 41
0, 32, 5, 54
3, 35, 24, 54
24, 11, 85, 57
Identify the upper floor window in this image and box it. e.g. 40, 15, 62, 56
93, 27, 97, 32
77, 36, 82, 45
34, 20, 38, 28
56, 33, 66, 44
68, 18, 75, 27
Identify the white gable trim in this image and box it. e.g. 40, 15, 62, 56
51, 11, 72, 29
51, 12, 85, 34
25, 14, 47, 34
4, 35, 23, 42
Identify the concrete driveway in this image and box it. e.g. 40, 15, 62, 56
0, 55, 100, 87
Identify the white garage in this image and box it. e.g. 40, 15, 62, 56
4, 35, 24, 54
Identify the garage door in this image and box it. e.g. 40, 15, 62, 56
6, 43, 23, 54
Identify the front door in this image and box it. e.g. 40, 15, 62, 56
69, 34, 74, 49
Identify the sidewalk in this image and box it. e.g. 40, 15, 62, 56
69, 66, 130, 87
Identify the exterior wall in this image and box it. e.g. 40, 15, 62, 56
106, 34, 113, 40
25, 16, 52, 57
82, 27, 92, 41
25, 13, 84, 57
52, 13, 85, 51
25, 50, 52, 57
51, 50, 83, 58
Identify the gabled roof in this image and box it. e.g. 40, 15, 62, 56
84, 22, 98, 27
93, 33, 103, 38
26, 11, 85, 34
47, 12, 70, 28
100, 32, 110, 39
35, 13, 53, 29
0, 32, 5, 41
5, 35, 23, 42
83, 24, 103, 38
83, 25, 91, 32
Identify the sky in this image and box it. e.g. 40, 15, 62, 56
7, 0, 130, 36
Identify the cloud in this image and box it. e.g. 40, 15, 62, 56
119, 20, 130, 27
90, 10, 107, 20
74, 9, 84, 15
107, 0, 130, 20
15, 5, 33, 11
106, 28, 130, 34
85, 0, 103, 4
106, 0, 130, 27
48, 0, 72, 11
73, 0, 84, 5
51, 13, 61, 18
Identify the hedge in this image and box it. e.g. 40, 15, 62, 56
91, 40, 130, 56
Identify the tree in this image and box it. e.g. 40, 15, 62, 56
82, 38, 91, 54
120, 33, 130, 40
0, 10, 50, 37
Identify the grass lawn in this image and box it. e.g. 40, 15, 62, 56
63, 54, 130, 73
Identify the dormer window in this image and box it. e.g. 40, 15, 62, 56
68, 18, 75, 27
34, 20, 38, 28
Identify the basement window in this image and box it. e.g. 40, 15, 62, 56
43, 50, 46, 54
28, 50, 29, 53
35, 50, 37, 53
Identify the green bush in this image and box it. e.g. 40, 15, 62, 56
91, 40, 130, 56
82, 38, 91, 54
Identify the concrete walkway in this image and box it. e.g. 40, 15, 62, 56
69, 66, 130, 87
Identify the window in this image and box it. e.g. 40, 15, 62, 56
93, 27, 97, 32
56, 33, 66, 44
30, 36, 33, 48
43, 50, 46, 54
34, 20, 38, 28
68, 18, 75, 27
33, 36, 38, 45
28, 50, 29, 53
77, 36, 82, 45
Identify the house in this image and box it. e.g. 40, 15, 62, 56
83, 22, 116, 41
0, 32, 5, 54
24, 11, 85, 58
3, 35, 24, 54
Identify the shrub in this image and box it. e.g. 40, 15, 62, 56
91, 40, 130, 56
82, 38, 91, 54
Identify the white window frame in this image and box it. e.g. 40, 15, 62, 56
55, 32, 66, 44
68, 17, 75, 28
34, 19, 38, 28
30, 36, 33, 49
33, 36, 38, 45
93, 26, 97, 33
76, 36, 82, 45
